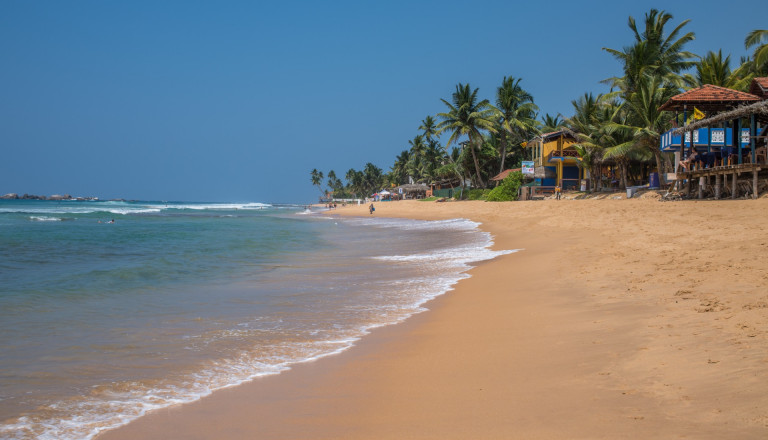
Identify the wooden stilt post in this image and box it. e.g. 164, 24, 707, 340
751, 114, 757, 164
732, 172, 738, 199
736, 119, 743, 165
723, 121, 729, 165
715, 173, 721, 199
698, 176, 703, 199
686, 174, 691, 197
754, 169, 759, 199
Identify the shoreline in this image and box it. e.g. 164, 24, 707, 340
99, 199, 768, 439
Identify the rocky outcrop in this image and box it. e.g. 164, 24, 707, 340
48, 194, 72, 201
1, 193, 98, 200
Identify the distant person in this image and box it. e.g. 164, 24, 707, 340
108, 219, 115, 223
369, 203, 375, 215
680, 147, 699, 171
555, 185, 561, 200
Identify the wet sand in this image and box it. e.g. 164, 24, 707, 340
100, 197, 768, 439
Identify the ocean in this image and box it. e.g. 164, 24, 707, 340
0, 200, 512, 439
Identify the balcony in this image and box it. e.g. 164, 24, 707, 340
660, 127, 751, 152
546, 149, 581, 162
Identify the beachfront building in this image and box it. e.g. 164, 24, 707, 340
525, 130, 583, 190
395, 183, 429, 199
659, 79, 768, 199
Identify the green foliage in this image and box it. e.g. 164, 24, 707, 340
466, 189, 490, 200
684, 49, 753, 91
310, 169, 325, 197
437, 83, 498, 188
486, 172, 523, 202
745, 29, 768, 72
494, 76, 539, 175
320, 11, 763, 200
418, 196, 438, 202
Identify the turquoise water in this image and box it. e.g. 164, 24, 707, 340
0, 200, 511, 439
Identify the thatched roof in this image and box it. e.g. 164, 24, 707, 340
394, 183, 429, 192
672, 100, 768, 134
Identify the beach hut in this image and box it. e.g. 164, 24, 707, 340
659, 79, 768, 199
524, 130, 583, 190
394, 183, 429, 199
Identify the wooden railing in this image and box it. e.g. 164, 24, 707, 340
548, 150, 580, 161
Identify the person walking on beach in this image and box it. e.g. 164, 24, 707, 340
369, 203, 375, 215
555, 184, 561, 200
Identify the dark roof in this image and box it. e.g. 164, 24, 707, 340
659, 84, 760, 111
749, 77, 768, 99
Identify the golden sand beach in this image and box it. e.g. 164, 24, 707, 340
100, 198, 768, 439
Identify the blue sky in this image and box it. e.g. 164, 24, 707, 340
1, 0, 766, 203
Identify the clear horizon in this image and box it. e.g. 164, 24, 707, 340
1, 0, 766, 203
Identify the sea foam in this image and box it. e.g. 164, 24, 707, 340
0, 212, 515, 440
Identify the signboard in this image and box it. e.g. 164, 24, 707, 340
522, 161, 534, 176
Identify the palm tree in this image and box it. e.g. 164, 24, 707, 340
363, 162, 383, 196
421, 140, 447, 182
390, 150, 410, 185
745, 29, 768, 74
494, 76, 539, 174
603, 9, 696, 93
615, 74, 677, 185
310, 169, 324, 197
419, 116, 438, 142
436, 83, 498, 188
603, 9, 696, 186
684, 49, 753, 91
567, 93, 609, 191
345, 168, 364, 198
326, 170, 342, 195
540, 113, 565, 133
407, 135, 426, 182
600, 102, 641, 190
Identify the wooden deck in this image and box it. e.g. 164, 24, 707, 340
675, 163, 763, 199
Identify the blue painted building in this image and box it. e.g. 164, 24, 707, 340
660, 127, 752, 152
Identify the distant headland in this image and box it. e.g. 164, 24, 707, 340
1, 193, 103, 201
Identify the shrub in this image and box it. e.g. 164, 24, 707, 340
486, 171, 524, 201
466, 189, 490, 200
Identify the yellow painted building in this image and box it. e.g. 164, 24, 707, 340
525, 130, 583, 189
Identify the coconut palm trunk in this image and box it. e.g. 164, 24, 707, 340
653, 149, 666, 186
468, 132, 485, 187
